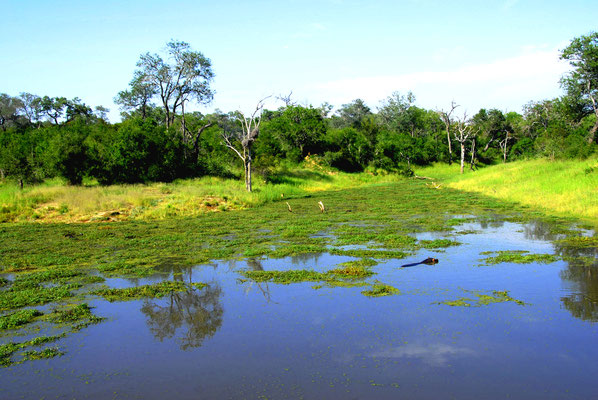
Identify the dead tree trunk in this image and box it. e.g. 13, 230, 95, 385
438, 101, 459, 165
499, 132, 512, 163
222, 97, 269, 192
454, 112, 475, 175
469, 137, 477, 171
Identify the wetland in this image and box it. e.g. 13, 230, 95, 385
1, 179, 598, 399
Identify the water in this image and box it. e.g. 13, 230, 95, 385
2, 220, 598, 399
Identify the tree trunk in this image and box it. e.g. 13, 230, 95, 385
469, 138, 476, 171
447, 129, 453, 165
588, 117, 598, 144
245, 158, 252, 192
460, 143, 465, 174
245, 146, 252, 192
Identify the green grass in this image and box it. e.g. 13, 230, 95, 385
0, 163, 402, 223
416, 157, 598, 225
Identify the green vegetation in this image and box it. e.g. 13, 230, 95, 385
417, 157, 598, 224
50, 303, 103, 324
0, 309, 42, 329
361, 283, 400, 297
0, 285, 75, 310
1, 335, 63, 367
93, 281, 207, 302
437, 290, 526, 307
480, 250, 560, 265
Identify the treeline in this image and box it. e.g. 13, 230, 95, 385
1, 33, 597, 188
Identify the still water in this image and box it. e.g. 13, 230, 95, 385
2, 220, 598, 399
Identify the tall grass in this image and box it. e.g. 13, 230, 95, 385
416, 157, 598, 223
0, 164, 403, 222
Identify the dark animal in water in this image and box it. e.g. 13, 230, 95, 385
400, 257, 439, 268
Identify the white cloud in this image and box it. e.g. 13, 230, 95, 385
371, 343, 476, 367
311, 47, 570, 114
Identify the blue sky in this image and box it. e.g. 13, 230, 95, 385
1, 0, 596, 121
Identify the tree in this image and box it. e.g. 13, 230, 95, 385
39, 96, 68, 124
560, 32, 598, 143
332, 99, 372, 130
115, 71, 157, 120
454, 112, 476, 174
18, 93, 42, 125
268, 105, 327, 161
0, 94, 22, 131
221, 98, 268, 192
65, 97, 93, 122
131, 40, 214, 130
437, 101, 459, 164
378, 91, 427, 137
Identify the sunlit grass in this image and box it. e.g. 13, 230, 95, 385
0, 162, 402, 222
416, 157, 598, 223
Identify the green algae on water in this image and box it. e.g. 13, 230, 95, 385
93, 281, 207, 302
436, 290, 526, 307
480, 250, 560, 265
361, 283, 400, 297
0, 309, 43, 330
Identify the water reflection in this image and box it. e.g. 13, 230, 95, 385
141, 281, 223, 350
370, 343, 476, 367
243, 258, 273, 302
557, 242, 598, 322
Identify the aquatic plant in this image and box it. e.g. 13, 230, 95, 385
480, 250, 560, 265
93, 281, 206, 302
0, 309, 43, 330
361, 283, 400, 297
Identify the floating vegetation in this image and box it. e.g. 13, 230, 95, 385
480, 250, 560, 265
556, 236, 598, 249
361, 283, 400, 297
329, 249, 408, 259
436, 290, 526, 307
21, 347, 64, 361
0, 309, 43, 330
1, 335, 63, 367
418, 239, 461, 249
241, 270, 329, 284
50, 303, 103, 326
11, 268, 82, 290
93, 281, 207, 302
0, 285, 75, 311
0, 277, 9, 287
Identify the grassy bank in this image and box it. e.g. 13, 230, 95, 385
416, 157, 598, 225
0, 163, 401, 223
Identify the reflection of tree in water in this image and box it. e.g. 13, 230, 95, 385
555, 238, 598, 322
141, 280, 223, 350
522, 220, 563, 242
478, 217, 505, 230
290, 252, 322, 265
243, 258, 273, 302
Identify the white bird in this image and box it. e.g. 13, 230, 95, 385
318, 201, 325, 213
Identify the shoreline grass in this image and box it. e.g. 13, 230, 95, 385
0, 164, 402, 223
415, 157, 598, 225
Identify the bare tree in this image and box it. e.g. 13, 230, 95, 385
454, 111, 476, 174
221, 97, 270, 192
498, 130, 513, 163
276, 91, 295, 107
437, 101, 459, 164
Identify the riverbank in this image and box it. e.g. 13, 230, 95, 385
416, 157, 598, 226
